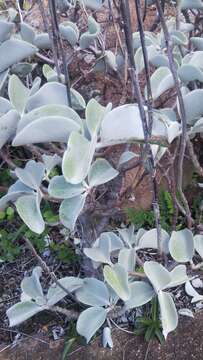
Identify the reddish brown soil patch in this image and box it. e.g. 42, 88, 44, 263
1, 313, 203, 360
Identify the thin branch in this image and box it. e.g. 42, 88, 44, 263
154, 0, 192, 228
120, 0, 162, 255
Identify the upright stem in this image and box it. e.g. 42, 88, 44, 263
48, 0, 72, 107
154, 0, 192, 228
120, 0, 162, 255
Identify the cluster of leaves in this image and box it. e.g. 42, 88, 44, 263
1, 0, 203, 350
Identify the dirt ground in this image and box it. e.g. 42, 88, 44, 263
1, 312, 203, 360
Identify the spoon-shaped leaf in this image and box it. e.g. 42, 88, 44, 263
103, 264, 130, 301
76, 306, 107, 343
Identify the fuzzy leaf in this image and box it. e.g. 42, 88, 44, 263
47, 277, 83, 306
169, 229, 194, 263
144, 261, 171, 293
48, 176, 85, 199
13, 116, 80, 146
76, 307, 107, 343
7, 301, 45, 327
88, 158, 118, 187
16, 193, 45, 234
158, 291, 178, 339
0, 109, 20, 149
18, 104, 82, 132
76, 278, 110, 306
0, 39, 37, 72
148, 67, 174, 100
15, 160, 45, 190
125, 281, 155, 309
194, 234, 203, 259
118, 248, 136, 272
59, 193, 87, 231
21, 267, 44, 302
8, 74, 30, 114
103, 264, 130, 301
79, 16, 100, 49
62, 132, 97, 184
0, 20, 14, 43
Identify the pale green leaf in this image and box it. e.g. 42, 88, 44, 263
76, 307, 107, 343
103, 264, 130, 301
169, 229, 194, 263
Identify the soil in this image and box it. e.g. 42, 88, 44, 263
1, 313, 203, 360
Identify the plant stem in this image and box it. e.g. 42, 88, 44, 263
154, 0, 192, 228
120, 0, 162, 255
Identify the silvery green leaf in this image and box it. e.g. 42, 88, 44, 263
47, 277, 83, 306
103, 264, 130, 301
7, 301, 45, 327
34, 33, 52, 50
118, 225, 137, 247
170, 30, 188, 46
135, 45, 158, 74
13, 116, 80, 146
0, 39, 37, 72
0, 69, 9, 94
194, 234, 203, 258
165, 265, 188, 289
190, 117, 203, 134
178, 308, 194, 318
185, 281, 203, 303
59, 193, 87, 231
133, 31, 158, 50
150, 54, 169, 68
16, 192, 45, 234
70, 88, 86, 110
0, 20, 14, 43
8, 74, 30, 114
138, 228, 170, 254
105, 50, 117, 71
187, 51, 203, 70
83, 0, 104, 10
178, 64, 203, 83
42, 64, 56, 81
86, 98, 110, 136
48, 176, 85, 199
59, 21, 79, 46
76, 306, 107, 343
88, 158, 118, 187
104, 232, 124, 251
182, 89, 203, 125
20, 23, 35, 44
148, 67, 174, 100
62, 132, 97, 184
118, 248, 136, 272
0, 180, 33, 211
42, 154, 61, 176
75, 278, 110, 306
79, 16, 100, 50
26, 82, 69, 111
18, 104, 82, 132
0, 94, 12, 114
0, 109, 20, 149
30, 77, 41, 96
15, 160, 45, 190
158, 291, 178, 339
100, 104, 167, 145
102, 327, 113, 349
180, 0, 203, 9
144, 261, 171, 293
21, 266, 44, 301
125, 281, 155, 309
191, 37, 203, 50
118, 151, 138, 166
169, 229, 194, 263
84, 233, 113, 264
